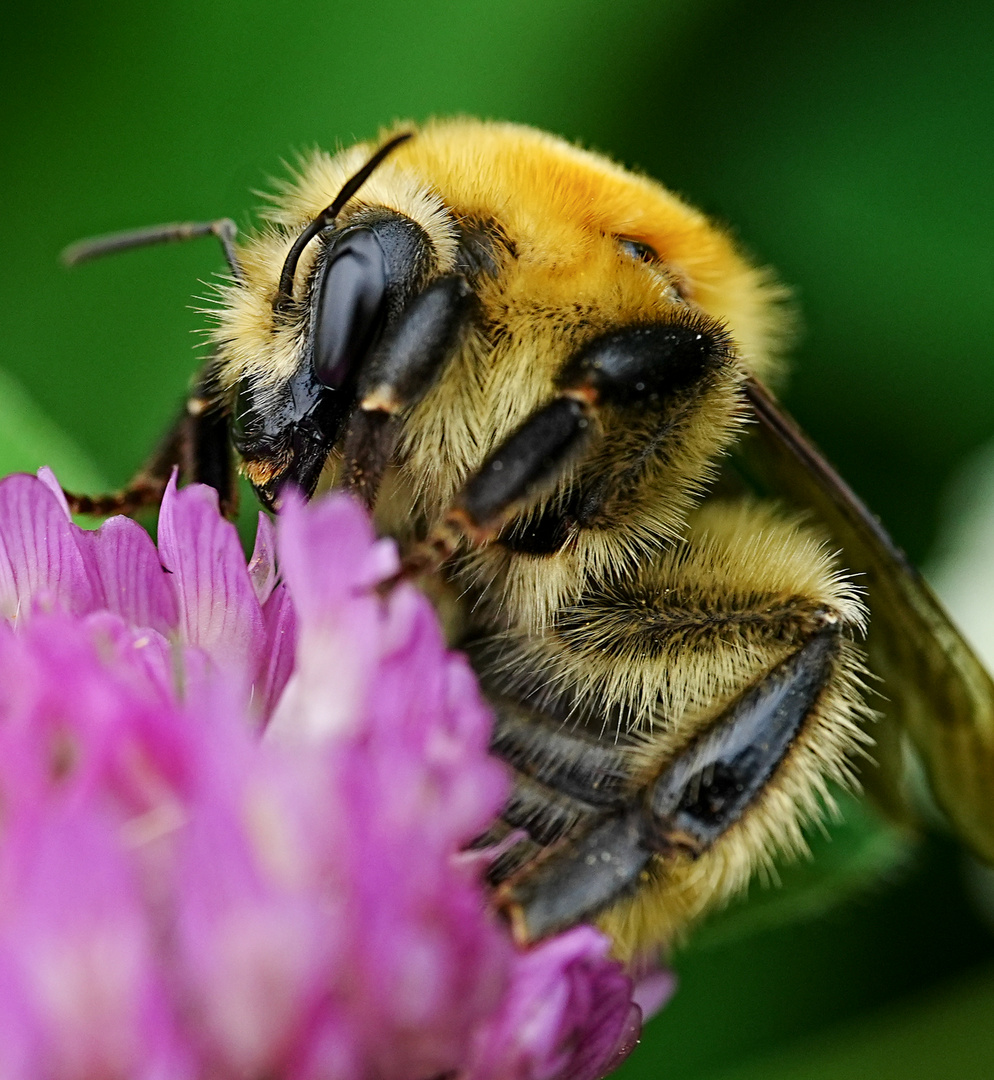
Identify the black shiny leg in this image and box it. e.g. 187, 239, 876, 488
418, 317, 734, 558
340, 274, 474, 506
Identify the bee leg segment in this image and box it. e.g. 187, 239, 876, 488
358, 274, 474, 414
341, 274, 474, 507
340, 411, 397, 509
496, 811, 652, 945
558, 320, 733, 410
645, 626, 841, 856
484, 708, 652, 941
499, 775, 609, 848
398, 372, 596, 576
61, 471, 169, 519
425, 319, 734, 554
488, 707, 634, 808
63, 369, 236, 518
461, 397, 593, 542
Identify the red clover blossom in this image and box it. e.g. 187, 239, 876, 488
0, 468, 665, 1079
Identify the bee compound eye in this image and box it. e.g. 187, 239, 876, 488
617, 237, 658, 263
313, 227, 389, 389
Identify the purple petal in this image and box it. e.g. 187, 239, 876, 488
438, 652, 510, 840
74, 516, 179, 637
266, 607, 380, 740
168, 748, 335, 1076
0, 473, 655, 1078
365, 583, 507, 846
630, 964, 676, 1021
256, 583, 297, 721
551, 967, 639, 1080
1, 804, 181, 1080
0, 948, 42, 1080
268, 493, 424, 741
276, 491, 398, 622
287, 1005, 361, 1080
590, 1003, 643, 1080
35, 466, 72, 517
81, 611, 181, 706
323, 735, 511, 1080
267, 498, 387, 742
0, 613, 192, 823
156, 476, 264, 686
466, 926, 640, 1080
0, 474, 93, 621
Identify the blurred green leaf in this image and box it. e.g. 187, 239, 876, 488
0, 367, 104, 491
700, 963, 994, 1080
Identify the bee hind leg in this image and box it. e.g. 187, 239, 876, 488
492, 624, 845, 944
476, 714, 651, 943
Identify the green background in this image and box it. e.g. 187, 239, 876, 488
3, 2, 994, 1076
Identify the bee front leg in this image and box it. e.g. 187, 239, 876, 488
62, 365, 236, 519
339, 274, 475, 507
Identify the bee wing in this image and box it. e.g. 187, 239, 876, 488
739, 377, 994, 863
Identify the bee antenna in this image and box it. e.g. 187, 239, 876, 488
61, 218, 245, 284
274, 131, 413, 311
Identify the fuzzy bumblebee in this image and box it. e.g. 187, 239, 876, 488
64, 119, 994, 962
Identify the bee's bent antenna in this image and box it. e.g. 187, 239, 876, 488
61, 218, 244, 284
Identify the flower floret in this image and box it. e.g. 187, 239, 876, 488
0, 470, 649, 1079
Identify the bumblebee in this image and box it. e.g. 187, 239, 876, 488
63, 120, 994, 961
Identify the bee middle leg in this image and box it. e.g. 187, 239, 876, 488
403, 317, 737, 571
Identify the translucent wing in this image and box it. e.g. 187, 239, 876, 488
738, 377, 994, 863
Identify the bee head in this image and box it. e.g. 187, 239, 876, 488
220, 120, 783, 518
230, 134, 449, 508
